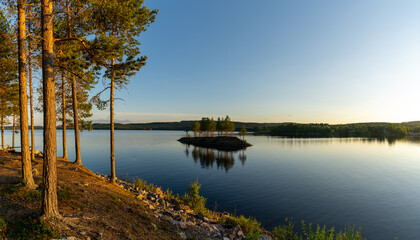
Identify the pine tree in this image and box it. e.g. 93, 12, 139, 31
41, 0, 59, 218
17, 0, 36, 188
88, 0, 157, 183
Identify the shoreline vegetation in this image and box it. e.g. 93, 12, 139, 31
54, 120, 420, 137
0, 151, 367, 240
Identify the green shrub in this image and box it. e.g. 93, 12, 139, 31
272, 219, 366, 240
9, 220, 58, 240
182, 180, 207, 213
226, 215, 262, 237
133, 178, 148, 190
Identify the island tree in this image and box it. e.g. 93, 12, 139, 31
239, 125, 247, 140
192, 121, 200, 137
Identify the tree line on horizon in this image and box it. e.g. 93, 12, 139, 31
254, 122, 411, 137
0, 0, 157, 219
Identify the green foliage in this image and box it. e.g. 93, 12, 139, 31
133, 178, 157, 192
272, 219, 366, 240
182, 180, 207, 213
255, 122, 410, 138
57, 184, 73, 200
239, 125, 247, 139
192, 121, 201, 136
8, 220, 58, 240
226, 215, 262, 237
0, 217, 6, 232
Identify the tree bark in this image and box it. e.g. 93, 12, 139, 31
71, 76, 81, 165
12, 114, 15, 148
28, 41, 35, 161
18, 0, 36, 189
1, 115, 3, 150
41, 0, 59, 218
110, 58, 116, 183
62, 74, 68, 160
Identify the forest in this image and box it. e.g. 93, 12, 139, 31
253, 122, 412, 137
0, 0, 157, 219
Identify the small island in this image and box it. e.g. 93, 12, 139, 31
178, 116, 251, 151
178, 136, 251, 151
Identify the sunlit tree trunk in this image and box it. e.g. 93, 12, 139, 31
62, 74, 68, 160
1, 115, 4, 150
41, 0, 59, 218
12, 114, 15, 148
28, 45, 35, 161
71, 76, 81, 165
110, 58, 116, 183
18, 0, 36, 189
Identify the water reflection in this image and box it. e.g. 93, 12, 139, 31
184, 145, 246, 172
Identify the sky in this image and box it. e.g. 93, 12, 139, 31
32, 1, 420, 124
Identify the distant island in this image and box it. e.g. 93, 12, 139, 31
178, 136, 251, 151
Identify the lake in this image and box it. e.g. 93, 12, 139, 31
3, 130, 420, 240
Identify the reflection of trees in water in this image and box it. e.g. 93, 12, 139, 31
239, 150, 246, 166
186, 146, 246, 172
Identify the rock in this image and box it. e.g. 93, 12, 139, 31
174, 202, 189, 211
171, 220, 180, 226
174, 215, 187, 222
178, 232, 187, 239
237, 230, 245, 238
161, 215, 173, 222
136, 194, 145, 200
197, 212, 205, 220
52, 237, 81, 240
185, 221, 195, 227
259, 234, 273, 240
223, 237, 230, 240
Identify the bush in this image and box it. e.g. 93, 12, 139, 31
182, 180, 207, 213
9, 220, 58, 240
226, 215, 262, 237
272, 219, 366, 240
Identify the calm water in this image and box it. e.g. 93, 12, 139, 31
3, 130, 420, 239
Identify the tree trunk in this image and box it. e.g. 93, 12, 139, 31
1, 115, 3, 150
41, 0, 59, 218
18, 0, 36, 189
110, 58, 116, 183
12, 114, 15, 148
71, 76, 81, 165
28, 42, 35, 161
62, 74, 68, 160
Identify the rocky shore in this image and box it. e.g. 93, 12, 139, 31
95, 174, 272, 240
178, 136, 251, 151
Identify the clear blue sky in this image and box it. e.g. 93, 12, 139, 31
89, 0, 420, 124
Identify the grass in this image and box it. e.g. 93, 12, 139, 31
57, 184, 73, 201
8, 220, 58, 240
273, 219, 366, 240
133, 178, 158, 192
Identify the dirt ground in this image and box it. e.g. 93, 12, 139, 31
0, 151, 181, 240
